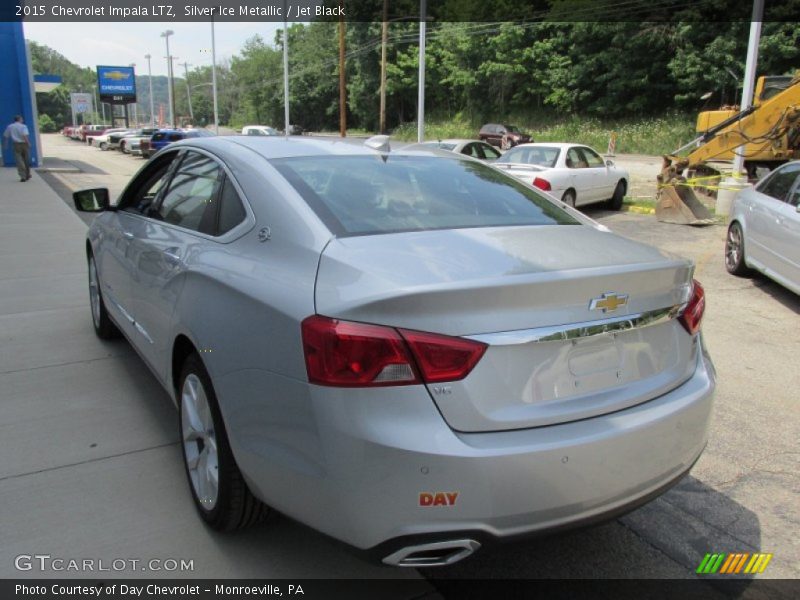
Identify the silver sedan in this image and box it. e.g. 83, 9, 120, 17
725, 161, 800, 294
73, 137, 715, 567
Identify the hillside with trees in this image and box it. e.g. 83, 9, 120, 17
28, 19, 798, 144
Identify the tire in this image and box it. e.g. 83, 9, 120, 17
99, 142, 108, 150
562, 189, 576, 208
120, 142, 127, 153
87, 254, 120, 339
178, 353, 270, 531
725, 221, 751, 277
607, 180, 626, 210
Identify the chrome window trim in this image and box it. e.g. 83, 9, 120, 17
468, 304, 685, 346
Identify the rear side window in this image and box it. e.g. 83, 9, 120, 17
758, 164, 800, 202
273, 155, 578, 236
152, 133, 166, 142
216, 177, 247, 235
156, 151, 222, 233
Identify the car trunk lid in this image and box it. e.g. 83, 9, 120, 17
314, 225, 696, 431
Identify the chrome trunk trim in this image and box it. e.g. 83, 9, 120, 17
469, 305, 684, 346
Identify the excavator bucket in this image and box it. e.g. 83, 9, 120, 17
656, 156, 715, 225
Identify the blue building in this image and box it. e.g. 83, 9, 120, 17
1, 21, 41, 168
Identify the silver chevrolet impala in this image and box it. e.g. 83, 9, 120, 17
73, 137, 715, 567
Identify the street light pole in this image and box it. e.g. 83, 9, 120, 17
161, 29, 175, 127
417, 0, 426, 143
211, 18, 219, 134
282, 4, 290, 136
338, 4, 346, 137
732, 0, 764, 177
181, 61, 195, 123
129, 63, 138, 126
379, 0, 388, 134
145, 53, 155, 127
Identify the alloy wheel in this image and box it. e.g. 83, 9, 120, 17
181, 374, 219, 510
88, 257, 101, 328
725, 224, 742, 271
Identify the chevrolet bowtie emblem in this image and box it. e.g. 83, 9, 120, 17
589, 292, 629, 313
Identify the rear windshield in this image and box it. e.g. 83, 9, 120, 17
272, 155, 578, 236
497, 146, 560, 168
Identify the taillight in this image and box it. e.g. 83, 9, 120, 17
301, 315, 486, 387
533, 177, 551, 191
399, 329, 487, 383
678, 279, 705, 335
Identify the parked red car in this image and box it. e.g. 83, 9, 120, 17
478, 123, 533, 149
80, 124, 109, 142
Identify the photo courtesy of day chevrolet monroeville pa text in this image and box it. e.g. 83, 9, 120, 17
72, 136, 714, 567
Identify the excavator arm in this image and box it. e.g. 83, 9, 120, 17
678, 76, 800, 168
657, 73, 800, 225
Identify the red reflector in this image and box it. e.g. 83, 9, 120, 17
679, 279, 705, 335
399, 329, 487, 384
533, 177, 551, 191
301, 316, 487, 387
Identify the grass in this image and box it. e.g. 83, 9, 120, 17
390, 113, 695, 156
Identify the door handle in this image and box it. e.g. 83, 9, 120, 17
162, 248, 182, 265
122, 231, 134, 239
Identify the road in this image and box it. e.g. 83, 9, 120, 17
2, 134, 797, 593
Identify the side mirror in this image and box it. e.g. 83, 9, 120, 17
73, 188, 110, 212
606, 159, 615, 167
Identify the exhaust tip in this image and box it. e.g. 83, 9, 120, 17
382, 539, 481, 567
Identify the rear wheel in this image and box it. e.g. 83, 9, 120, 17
562, 189, 576, 208
87, 254, 120, 339
725, 221, 751, 276
99, 141, 108, 150
179, 353, 270, 531
607, 180, 626, 210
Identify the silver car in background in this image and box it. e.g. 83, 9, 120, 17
725, 160, 800, 294
73, 137, 715, 567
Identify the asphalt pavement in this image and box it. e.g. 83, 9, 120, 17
1, 134, 797, 593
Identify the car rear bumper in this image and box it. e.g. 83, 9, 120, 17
228, 338, 715, 561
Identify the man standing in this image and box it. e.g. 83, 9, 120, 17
3, 115, 31, 182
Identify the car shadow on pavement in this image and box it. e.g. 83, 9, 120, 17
749, 273, 800, 314
421, 475, 770, 597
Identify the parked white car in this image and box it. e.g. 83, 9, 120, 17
241, 125, 279, 136
494, 143, 629, 210
415, 139, 502, 161
725, 161, 800, 294
90, 128, 131, 150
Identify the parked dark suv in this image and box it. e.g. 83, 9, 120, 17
478, 123, 532, 149
140, 128, 215, 158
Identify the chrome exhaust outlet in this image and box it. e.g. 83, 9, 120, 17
382, 539, 481, 567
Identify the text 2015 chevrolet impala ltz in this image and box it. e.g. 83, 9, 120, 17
73, 137, 715, 567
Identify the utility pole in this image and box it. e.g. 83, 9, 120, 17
181, 61, 195, 123
338, 3, 346, 137
379, 0, 388, 134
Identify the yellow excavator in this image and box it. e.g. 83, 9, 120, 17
657, 72, 800, 225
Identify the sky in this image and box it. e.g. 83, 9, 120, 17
24, 21, 284, 77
